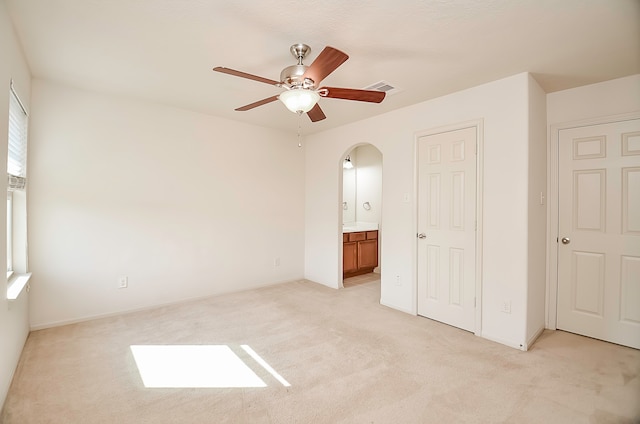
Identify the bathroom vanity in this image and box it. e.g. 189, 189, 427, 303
343, 225, 378, 278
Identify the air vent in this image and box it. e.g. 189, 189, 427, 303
364, 80, 401, 96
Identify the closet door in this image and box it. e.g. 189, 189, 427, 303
557, 118, 640, 349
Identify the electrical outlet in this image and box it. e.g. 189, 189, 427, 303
274, 257, 280, 267
395, 275, 401, 286
118, 276, 128, 289
501, 300, 511, 314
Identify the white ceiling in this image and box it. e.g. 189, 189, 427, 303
5, 0, 640, 135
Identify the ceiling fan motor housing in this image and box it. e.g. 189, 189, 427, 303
280, 64, 313, 89
280, 44, 315, 89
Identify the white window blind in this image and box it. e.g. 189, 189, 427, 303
7, 83, 28, 190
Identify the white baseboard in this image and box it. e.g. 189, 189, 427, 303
30, 278, 304, 331
379, 300, 415, 315
480, 332, 526, 351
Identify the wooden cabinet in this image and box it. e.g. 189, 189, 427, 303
343, 241, 358, 274
343, 230, 378, 278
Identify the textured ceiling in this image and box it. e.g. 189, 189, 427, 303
5, 0, 640, 134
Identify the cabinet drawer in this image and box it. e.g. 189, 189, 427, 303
366, 231, 378, 240
349, 232, 366, 242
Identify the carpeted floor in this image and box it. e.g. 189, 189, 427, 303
2, 278, 639, 423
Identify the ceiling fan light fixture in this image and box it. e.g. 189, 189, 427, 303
343, 155, 354, 169
214, 44, 384, 123
279, 89, 320, 114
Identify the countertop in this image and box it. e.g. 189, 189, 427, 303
342, 222, 379, 233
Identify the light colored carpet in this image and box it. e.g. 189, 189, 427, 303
2, 278, 639, 423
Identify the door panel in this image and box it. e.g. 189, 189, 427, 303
623, 167, 640, 235
557, 118, 640, 349
571, 251, 605, 316
620, 256, 640, 324
417, 126, 476, 332
426, 245, 439, 300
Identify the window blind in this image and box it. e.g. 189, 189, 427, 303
7, 83, 28, 190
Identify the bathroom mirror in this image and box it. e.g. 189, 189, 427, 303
342, 145, 382, 227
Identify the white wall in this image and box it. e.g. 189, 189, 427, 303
28, 80, 305, 328
305, 72, 541, 349
0, 0, 31, 411
547, 74, 640, 125
525, 74, 547, 348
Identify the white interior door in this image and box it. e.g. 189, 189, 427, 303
417, 126, 476, 332
557, 118, 640, 349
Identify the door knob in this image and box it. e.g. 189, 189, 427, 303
417, 233, 426, 239
561, 237, 570, 245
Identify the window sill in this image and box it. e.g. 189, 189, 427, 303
7, 272, 31, 301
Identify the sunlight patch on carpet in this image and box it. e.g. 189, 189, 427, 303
241, 344, 291, 387
130, 345, 266, 388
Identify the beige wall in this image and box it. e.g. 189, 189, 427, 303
0, 0, 32, 411
304, 72, 545, 349
525, 74, 548, 348
27, 80, 306, 328
547, 74, 640, 125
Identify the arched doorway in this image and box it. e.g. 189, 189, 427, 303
339, 144, 382, 290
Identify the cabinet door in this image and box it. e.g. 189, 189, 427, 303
358, 239, 378, 269
343, 242, 358, 273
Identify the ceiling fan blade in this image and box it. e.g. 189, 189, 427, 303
303, 47, 349, 86
320, 87, 386, 103
235, 95, 280, 111
213, 67, 280, 86
307, 103, 326, 122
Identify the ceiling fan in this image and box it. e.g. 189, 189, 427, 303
213, 44, 386, 122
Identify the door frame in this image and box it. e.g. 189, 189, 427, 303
546, 111, 640, 330
414, 119, 484, 336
